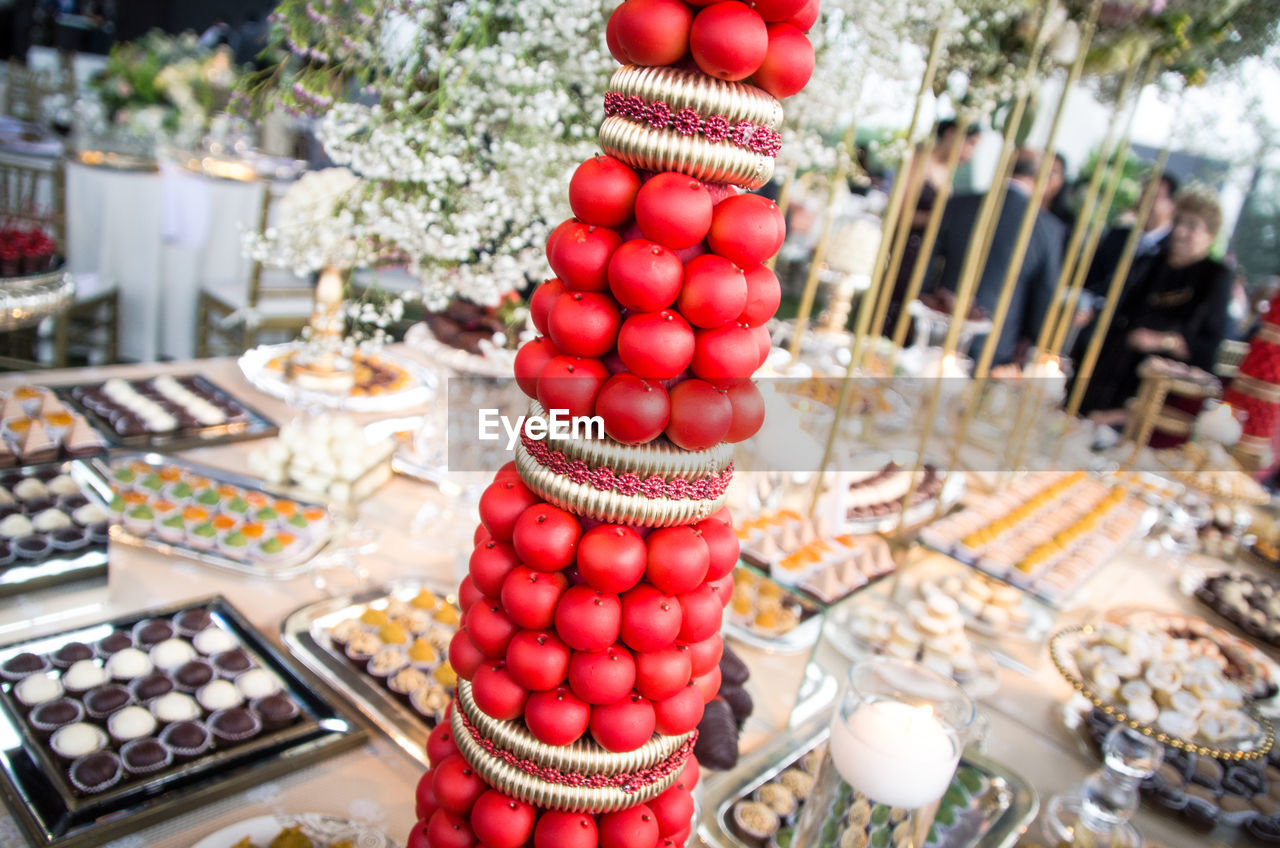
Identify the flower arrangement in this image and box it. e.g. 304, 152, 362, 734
244, 0, 613, 310
78, 30, 242, 154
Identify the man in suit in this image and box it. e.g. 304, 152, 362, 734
928, 149, 1064, 367
1073, 172, 1179, 331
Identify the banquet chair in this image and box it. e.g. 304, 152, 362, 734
0, 156, 118, 368
2, 61, 44, 123
196, 182, 314, 358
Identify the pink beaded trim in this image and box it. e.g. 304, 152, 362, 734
522, 434, 732, 501
457, 702, 696, 792
603, 91, 783, 157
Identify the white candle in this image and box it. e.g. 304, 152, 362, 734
828, 700, 961, 809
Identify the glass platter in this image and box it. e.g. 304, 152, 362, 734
0, 460, 108, 598
78, 452, 342, 580
281, 577, 458, 769
723, 561, 824, 654
54, 374, 278, 451
698, 709, 1038, 848
0, 595, 365, 848
238, 344, 436, 413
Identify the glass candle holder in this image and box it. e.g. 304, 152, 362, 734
1044, 724, 1163, 848
792, 657, 978, 848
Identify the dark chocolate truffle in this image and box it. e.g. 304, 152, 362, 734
30, 698, 81, 730
719, 646, 750, 687
721, 684, 754, 726
132, 673, 174, 701
173, 609, 213, 635
121, 738, 170, 773
209, 707, 260, 743
52, 642, 93, 668
132, 619, 175, 648
693, 697, 740, 770
212, 649, 252, 676
97, 631, 133, 655
1, 652, 46, 678
84, 684, 131, 719
174, 660, 214, 691
160, 720, 209, 752
252, 694, 300, 728
69, 752, 121, 793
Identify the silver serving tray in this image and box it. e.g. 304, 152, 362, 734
55, 374, 278, 452
699, 710, 1038, 848
281, 577, 457, 769
0, 460, 109, 599
79, 452, 341, 580
723, 562, 824, 655
0, 595, 366, 848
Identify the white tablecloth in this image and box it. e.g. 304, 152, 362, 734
65, 161, 273, 362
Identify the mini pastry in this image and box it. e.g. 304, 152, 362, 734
106, 647, 154, 680
197, 679, 244, 711
149, 638, 196, 671
150, 691, 201, 723
107, 705, 157, 742
15, 673, 62, 707
62, 659, 108, 693
51, 722, 108, 759
192, 627, 239, 655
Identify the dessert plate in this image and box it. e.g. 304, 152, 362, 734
192, 813, 399, 848
239, 343, 436, 413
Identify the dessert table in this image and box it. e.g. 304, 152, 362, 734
0, 350, 1269, 848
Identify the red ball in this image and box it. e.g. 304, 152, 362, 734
525, 686, 592, 745
535, 811, 599, 848
613, 0, 694, 66
683, 632, 723, 676
427, 723, 460, 767
634, 644, 694, 701
479, 481, 541, 543
596, 373, 671, 444
569, 155, 641, 228
725, 379, 766, 442
692, 665, 722, 702
416, 770, 440, 820
531, 280, 566, 338
469, 539, 521, 599
635, 173, 713, 250
555, 585, 623, 652
568, 643, 636, 705
458, 574, 486, 614
548, 221, 622, 292
433, 754, 487, 816
606, 3, 629, 62
752, 0, 807, 20
695, 516, 740, 580
598, 804, 660, 848
609, 239, 683, 312
473, 524, 491, 546
513, 504, 582, 572
708, 194, 785, 266
406, 819, 432, 848
578, 524, 648, 593
506, 629, 571, 691
548, 292, 622, 358
676, 756, 700, 791
689, 2, 768, 81
678, 255, 748, 328
751, 324, 772, 368
427, 809, 477, 848
785, 0, 819, 31
467, 602, 519, 658
537, 355, 609, 419
649, 784, 696, 836
646, 526, 710, 595
618, 311, 696, 380
472, 660, 530, 721
590, 692, 657, 752
621, 584, 682, 652
739, 263, 781, 326
691, 325, 760, 383
449, 627, 487, 680
471, 791, 536, 848
514, 336, 560, 400
676, 583, 722, 642
501, 565, 570, 630
752, 22, 815, 97
666, 379, 732, 450
654, 684, 705, 736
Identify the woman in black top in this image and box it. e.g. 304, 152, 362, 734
1077, 188, 1232, 420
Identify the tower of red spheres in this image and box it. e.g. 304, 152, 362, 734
1224, 299, 1280, 464
409, 1, 818, 845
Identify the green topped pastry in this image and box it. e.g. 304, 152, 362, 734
169, 480, 194, 500
140, 473, 165, 492
111, 467, 136, 484
196, 488, 221, 507
225, 496, 250, 515
256, 506, 279, 522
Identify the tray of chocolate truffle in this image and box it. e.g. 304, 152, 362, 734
81, 453, 340, 579
1051, 619, 1276, 760
735, 510, 897, 606
826, 594, 1002, 699
0, 385, 107, 467
699, 710, 1037, 848
1196, 573, 1280, 650
239, 343, 434, 412
1083, 707, 1280, 838
725, 565, 823, 653
0, 596, 364, 848
281, 579, 462, 768
918, 471, 1153, 608
55, 374, 278, 449
0, 460, 110, 597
